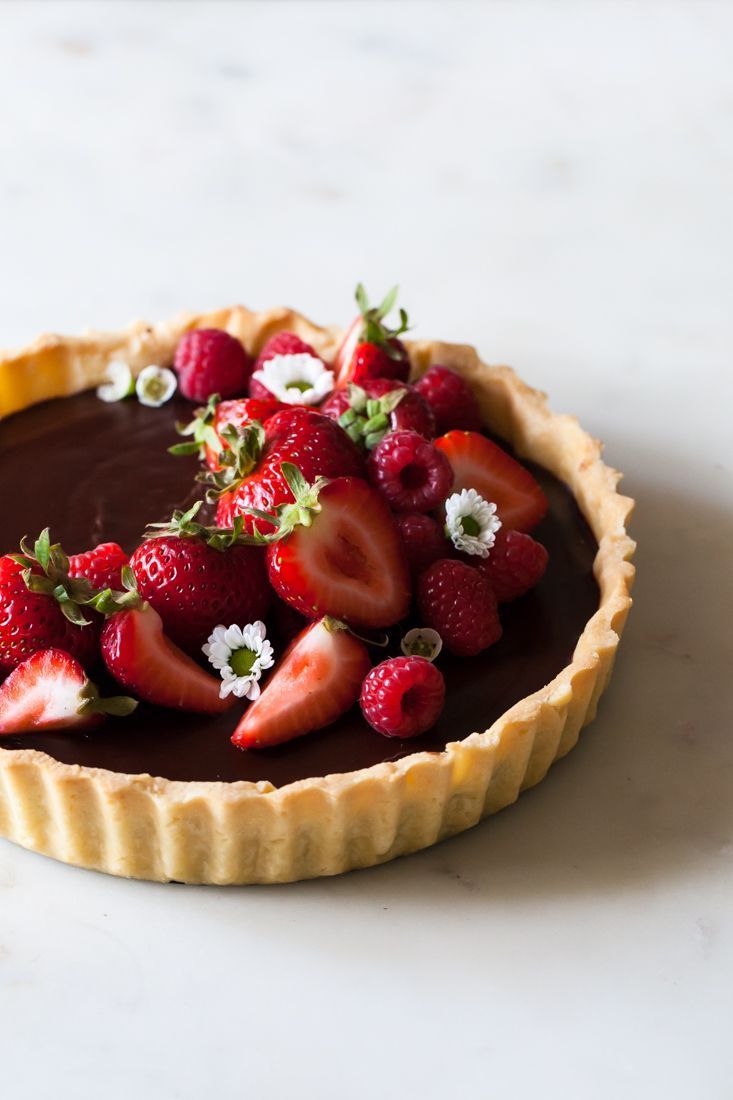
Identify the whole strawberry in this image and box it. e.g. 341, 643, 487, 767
69, 542, 129, 592
212, 407, 364, 532
170, 393, 285, 470
0, 530, 101, 674
321, 379, 435, 447
414, 365, 482, 433
475, 529, 549, 603
129, 503, 270, 655
335, 284, 411, 386
418, 558, 502, 657
174, 328, 254, 402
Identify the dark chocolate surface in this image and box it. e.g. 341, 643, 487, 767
0, 391, 599, 786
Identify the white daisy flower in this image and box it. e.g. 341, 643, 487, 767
401, 627, 443, 662
444, 488, 501, 558
202, 621, 275, 701
97, 360, 135, 403
135, 365, 178, 408
252, 353, 334, 406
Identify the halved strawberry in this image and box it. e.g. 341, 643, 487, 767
334, 284, 410, 386
434, 431, 548, 532
231, 617, 370, 748
265, 471, 411, 629
0, 649, 136, 735
100, 603, 232, 714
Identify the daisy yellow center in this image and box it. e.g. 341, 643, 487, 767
230, 647, 257, 677
288, 380, 312, 393
460, 514, 481, 537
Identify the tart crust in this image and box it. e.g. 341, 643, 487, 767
0, 306, 635, 883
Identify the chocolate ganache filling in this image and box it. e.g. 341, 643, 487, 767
0, 391, 599, 786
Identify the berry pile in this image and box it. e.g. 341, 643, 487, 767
0, 284, 551, 750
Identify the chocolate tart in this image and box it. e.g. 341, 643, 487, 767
0, 306, 635, 883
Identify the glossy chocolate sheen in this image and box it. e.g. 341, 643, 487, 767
0, 391, 599, 786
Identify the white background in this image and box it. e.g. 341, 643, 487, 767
1, 2, 732, 1097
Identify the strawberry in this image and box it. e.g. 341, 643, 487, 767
129, 503, 270, 654
334, 284, 411, 386
100, 595, 232, 715
231, 617, 370, 748
170, 393, 285, 470
250, 332, 325, 400
69, 542, 129, 592
264, 468, 411, 629
0, 649, 136, 735
0, 530, 101, 674
321, 379, 435, 447
173, 328, 254, 402
434, 432, 548, 533
211, 408, 364, 532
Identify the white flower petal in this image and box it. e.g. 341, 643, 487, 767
97, 361, 135, 403
136, 365, 177, 408
444, 488, 502, 558
252, 354, 334, 406
224, 624, 245, 650
401, 628, 443, 662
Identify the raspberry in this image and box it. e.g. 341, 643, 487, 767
350, 341, 409, 385
321, 378, 435, 444
174, 329, 254, 402
360, 655, 445, 738
475, 529, 548, 602
251, 332, 322, 399
69, 542, 129, 592
367, 431, 453, 513
417, 558, 501, 656
395, 513, 449, 578
415, 365, 481, 433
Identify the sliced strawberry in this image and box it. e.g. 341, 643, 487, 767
266, 474, 411, 629
231, 617, 370, 748
100, 604, 232, 714
334, 314, 362, 382
434, 431, 548, 532
0, 649, 136, 735
334, 284, 410, 386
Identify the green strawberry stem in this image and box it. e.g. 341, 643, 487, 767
336, 384, 407, 450
169, 393, 222, 459
197, 421, 266, 501
353, 283, 410, 358
9, 528, 97, 627
77, 679, 138, 718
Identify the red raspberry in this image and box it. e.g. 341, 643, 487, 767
251, 332, 324, 400
360, 656, 445, 738
415, 365, 481, 433
69, 543, 129, 592
367, 431, 453, 513
350, 342, 410, 385
321, 378, 435, 443
174, 329, 254, 402
475, 529, 548, 603
418, 558, 502, 656
395, 513, 449, 578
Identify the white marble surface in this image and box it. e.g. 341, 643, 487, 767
1, 2, 732, 1096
